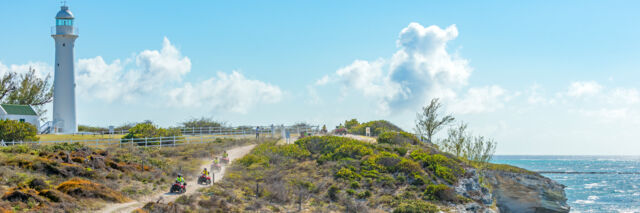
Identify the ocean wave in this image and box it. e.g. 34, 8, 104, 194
584, 181, 607, 189
574, 199, 595, 204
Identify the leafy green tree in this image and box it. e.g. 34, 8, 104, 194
181, 117, 225, 128
1, 68, 53, 120
344, 118, 359, 129
122, 122, 181, 139
439, 122, 470, 157
0, 72, 16, 101
0, 119, 39, 141
414, 98, 455, 144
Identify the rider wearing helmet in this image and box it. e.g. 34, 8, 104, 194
223, 151, 229, 158
214, 157, 220, 165
176, 174, 185, 184
202, 168, 209, 177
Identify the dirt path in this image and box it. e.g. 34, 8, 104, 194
99, 144, 256, 213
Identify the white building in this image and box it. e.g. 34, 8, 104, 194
52, 5, 78, 133
0, 104, 40, 128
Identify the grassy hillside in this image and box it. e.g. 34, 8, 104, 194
348, 120, 404, 136
143, 135, 493, 212
0, 138, 255, 212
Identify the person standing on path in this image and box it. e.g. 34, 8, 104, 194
255, 126, 260, 140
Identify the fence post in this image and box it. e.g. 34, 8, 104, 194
159, 137, 162, 148
173, 135, 176, 147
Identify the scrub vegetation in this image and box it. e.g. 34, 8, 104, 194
0, 138, 255, 212
144, 135, 478, 212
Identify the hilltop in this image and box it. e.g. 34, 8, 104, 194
138, 133, 569, 212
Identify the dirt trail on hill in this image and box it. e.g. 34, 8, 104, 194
99, 144, 256, 213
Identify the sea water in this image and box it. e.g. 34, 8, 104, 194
492, 156, 640, 212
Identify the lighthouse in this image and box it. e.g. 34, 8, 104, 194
51, 5, 78, 133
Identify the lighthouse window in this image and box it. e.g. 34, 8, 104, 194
56, 19, 73, 26
62, 43, 66, 47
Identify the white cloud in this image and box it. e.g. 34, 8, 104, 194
0, 61, 52, 79
609, 88, 639, 105
448, 85, 508, 114
75, 37, 283, 113
317, 23, 472, 113
567, 81, 602, 97
77, 37, 191, 102
168, 71, 283, 113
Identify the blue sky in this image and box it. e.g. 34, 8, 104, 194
1, 1, 639, 155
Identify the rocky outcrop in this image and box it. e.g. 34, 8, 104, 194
484, 169, 570, 213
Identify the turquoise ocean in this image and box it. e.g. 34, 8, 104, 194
493, 156, 640, 212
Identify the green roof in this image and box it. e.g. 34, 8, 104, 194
0, 104, 38, 116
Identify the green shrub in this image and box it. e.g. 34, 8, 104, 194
0, 119, 38, 141
410, 151, 464, 184
269, 144, 311, 160
335, 167, 361, 180
393, 199, 439, 213
424, 184, 458, 202
349, 120, 404, 136
328, 185, 340, 201
357, 190, 371, 199
377, 132, 420, 145
394, 147, 408, 156
121, 122, 182, 142
350, 181, 360, 189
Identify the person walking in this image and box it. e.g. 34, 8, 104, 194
255, 126, 260, 140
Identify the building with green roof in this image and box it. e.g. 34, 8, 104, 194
0, 104, 40, 128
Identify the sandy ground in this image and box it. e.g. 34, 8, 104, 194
342, 134, 377, 143
98, 144, 256, 213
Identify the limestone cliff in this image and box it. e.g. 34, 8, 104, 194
484, 168, 570, 213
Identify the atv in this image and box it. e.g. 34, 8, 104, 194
212, 163, 222, 172
197, 174, 212, 185
170, 181, 187, 194
221, 157, 230, 164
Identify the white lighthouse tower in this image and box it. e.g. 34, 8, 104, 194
51, 5, 78, 133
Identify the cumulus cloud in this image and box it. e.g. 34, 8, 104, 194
317, 23, 472, 113
75, 37, 283, 113
0, 61, 52, 78
448, 85, 508, 114
566, 81, 602, 97
168, 71, 283, 113
77, 37, 191, 102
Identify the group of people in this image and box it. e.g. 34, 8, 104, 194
175, 150, 229, 186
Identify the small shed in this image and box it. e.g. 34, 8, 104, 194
0, 104, 40, 128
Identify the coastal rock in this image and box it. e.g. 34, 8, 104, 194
484, 170, 570, 213
456, 168, 493, 205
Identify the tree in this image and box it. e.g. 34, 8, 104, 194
414, 98, 455, 144
439, 122, 470, 157
0, 119, 39, 141
464, 136, 497, 167
181, 117, 225, 128
320, 125, 328, 134
344, 119, 359, 130
438, 122, 497, 168
0, 72, 16, 101
2, 68, 53, 120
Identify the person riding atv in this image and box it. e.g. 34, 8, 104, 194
221, 151, 230, 164
198, 168, 212, 185
212, 157, 222, 171
170, 174, 187, 193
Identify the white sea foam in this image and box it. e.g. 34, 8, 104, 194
587, 195, 599, 200
574, 199, 595, 204
585, 182, 606, 189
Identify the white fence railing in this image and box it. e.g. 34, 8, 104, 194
4, 125, 320, 148
81, 125, 319, 136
